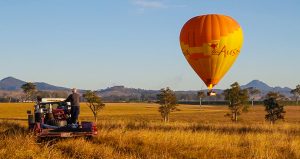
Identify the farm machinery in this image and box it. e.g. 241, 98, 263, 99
27, 98, 97, 139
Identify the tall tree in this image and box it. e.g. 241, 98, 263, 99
264, 92, 285, 124
83, 90, 105, 123
291, 85, 300, 105
197, 91, 206, 106
223, 82, 249, 122
247, 87, 261, 106
21, 82, 36, 101
157, 87, 177, 122
266, 91, 286, 100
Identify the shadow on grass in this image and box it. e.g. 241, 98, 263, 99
97, 121, 300, 135
0, 118, 27, 121
0, 121, 28, 137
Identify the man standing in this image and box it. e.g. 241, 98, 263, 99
65, 88, 80, 126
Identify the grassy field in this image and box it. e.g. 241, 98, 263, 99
0, 103, 299, 159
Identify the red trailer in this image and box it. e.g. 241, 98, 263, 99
27, 98, 97, 140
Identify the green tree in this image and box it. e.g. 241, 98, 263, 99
264, 92, 286, 124
291, 85, 300, 105
247, 87, 261, 106
197, 91, 206, 106
223, 82, 249, 122
265, 91, 286, 100
157, 87, 177, 122
83, 90, 105, 123
21, 82, 37, 101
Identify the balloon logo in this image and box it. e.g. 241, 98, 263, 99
180, 14, 243, 90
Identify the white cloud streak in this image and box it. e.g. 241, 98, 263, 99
132, 0, 167, 9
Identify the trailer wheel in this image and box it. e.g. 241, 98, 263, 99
84, 136, 93, 141
36, 137, 42, 143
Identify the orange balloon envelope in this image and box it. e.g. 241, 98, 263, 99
180, 14, 243, 90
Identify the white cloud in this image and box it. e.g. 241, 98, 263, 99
131, 0, 187, 14
132, 0, 167, 9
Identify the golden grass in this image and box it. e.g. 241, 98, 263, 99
0, 103, 299, 159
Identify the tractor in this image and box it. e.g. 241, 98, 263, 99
27, 98, 97, 140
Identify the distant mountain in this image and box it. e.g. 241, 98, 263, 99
98, 86, 158, 96
96, 86, 225, 102
0, 77, 69, 91
34, 82, 68, 91
97, 86, 159, 101
0, 77, 294, 101
241, 80, 273, 91
241, 80, 292, 97
0, 77, 26, 91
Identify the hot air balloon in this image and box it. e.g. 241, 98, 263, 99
180, 14, 243, 92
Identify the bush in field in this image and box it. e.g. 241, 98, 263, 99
21, 82, 37, 101
291, 85, 300, 105
157, 87, 177, 122
83, 90, 105, 123
223, 82, 249, 122
264, 92, 286, 124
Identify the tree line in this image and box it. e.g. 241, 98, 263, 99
91, 82, 291, 124
9, 82, 300, 124
158, 82, 294, 124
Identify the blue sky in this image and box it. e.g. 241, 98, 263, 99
0, 0, 299, 90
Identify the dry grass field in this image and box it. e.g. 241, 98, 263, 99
0, 103, 299, 159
